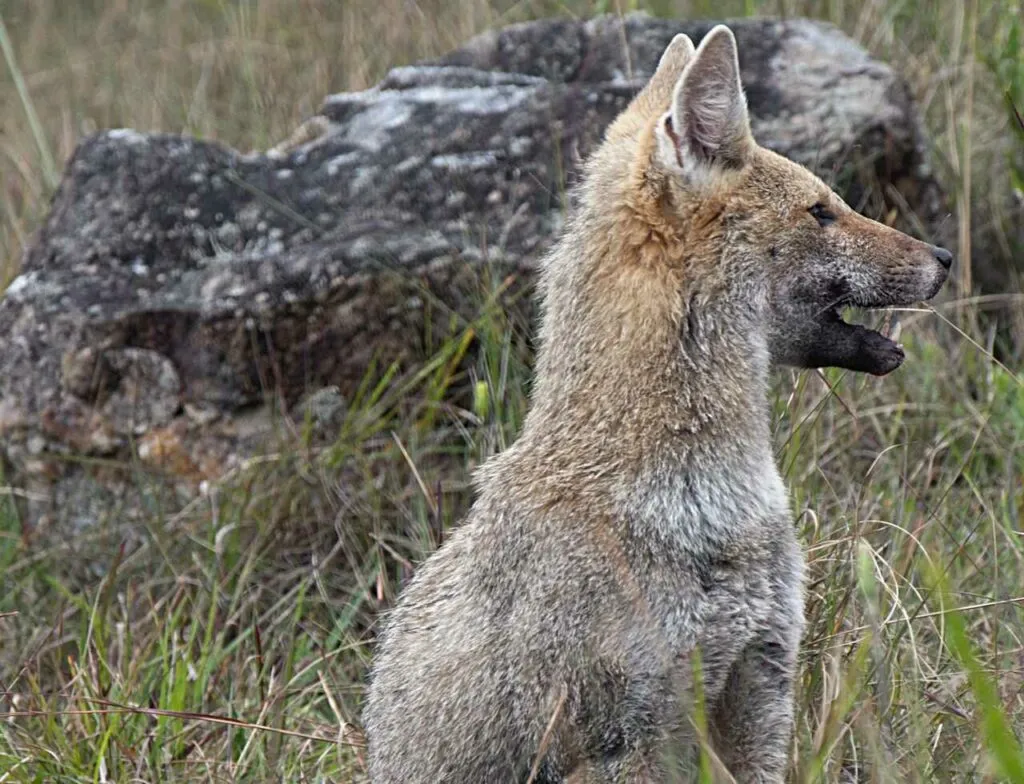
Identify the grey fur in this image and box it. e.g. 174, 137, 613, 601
363, 25, 948, 783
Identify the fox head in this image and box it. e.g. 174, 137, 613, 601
586, 26, 951, 377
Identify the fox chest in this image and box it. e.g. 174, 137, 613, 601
641, 535, 803, 705
626, 461, 803, 697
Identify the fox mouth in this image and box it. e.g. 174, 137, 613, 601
776, 264, 948, 376
820, 268, 946, 376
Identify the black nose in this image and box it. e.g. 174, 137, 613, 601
932, 245, 953, 270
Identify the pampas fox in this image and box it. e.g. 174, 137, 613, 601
363, 25, 951, 783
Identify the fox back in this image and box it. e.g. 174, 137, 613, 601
363, 25, 950, 783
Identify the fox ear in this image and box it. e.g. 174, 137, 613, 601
631, 34, 696, 111
656, 25, 752, 181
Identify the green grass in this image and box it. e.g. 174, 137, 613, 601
1, 0, 1023, 781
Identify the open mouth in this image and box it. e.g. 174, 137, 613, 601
805, 264, 947, 376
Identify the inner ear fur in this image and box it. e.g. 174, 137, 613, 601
664, 25, 753, 173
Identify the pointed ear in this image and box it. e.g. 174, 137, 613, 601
656, 25, 752, 180
631, 34, 696, 112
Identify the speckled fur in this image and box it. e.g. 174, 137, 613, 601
363, 26, 949, 783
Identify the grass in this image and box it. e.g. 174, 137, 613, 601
1, 0, 1023, 781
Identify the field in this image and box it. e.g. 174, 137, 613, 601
1, 0, 1023, 781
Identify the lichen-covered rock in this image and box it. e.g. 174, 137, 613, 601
0, 13, 952, 530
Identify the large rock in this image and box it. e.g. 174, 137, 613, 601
0, 14, 950, 528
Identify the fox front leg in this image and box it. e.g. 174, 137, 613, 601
707, 557, 803, 783
708, 636, 798, 783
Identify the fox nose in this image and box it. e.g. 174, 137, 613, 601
931, 245, 953, 270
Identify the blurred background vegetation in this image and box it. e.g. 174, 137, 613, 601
1, 1, 1022, 781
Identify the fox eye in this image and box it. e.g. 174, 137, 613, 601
808, 203, 836, 228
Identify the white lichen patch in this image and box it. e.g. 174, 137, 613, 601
431, 152, 498, 171
3, 271, 63, 302
105, 128, 149, 145
324, 152, 361, 177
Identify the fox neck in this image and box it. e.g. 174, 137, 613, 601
522, 181, 776, 479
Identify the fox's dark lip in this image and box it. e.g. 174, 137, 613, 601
824, 300, 905, 375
